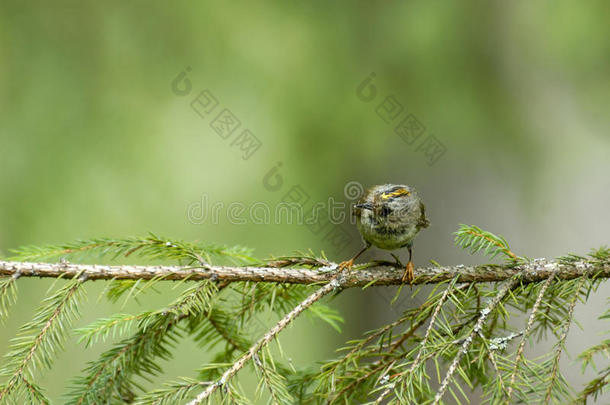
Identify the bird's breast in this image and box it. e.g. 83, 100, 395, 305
356, 212, 419, 250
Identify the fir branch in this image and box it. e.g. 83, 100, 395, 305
455, 224, 522, 261
230, 281, 344, 334
578, 340, 610, 371
75, 312, 152, 348
8, 234, 255, 266
187, 304, 252, 356
66, 280, 219, 404
21, 376, 50, 405
187, 275, 344, 404
543, 277, 586, 404
67, 319, 183, 404
134, 377, 211, 405
0, 274, 85, 402
376, 278, 458, 404
133, 281, 310, 404
319, 283, 474, 403
575, 366, 610, 403
265, 252, 332, 269
316, 313, 418, 403
253, 350, 293, 404
507, 272, 557, 401
328, 358, 395, 404
478, 330, 511, 400
207, 309, 251, 351
432, 273, 522, 404
0, 275, 18, 323
319, 304, 429, 400
1, 255, 608, 285
0, 231, 607, 404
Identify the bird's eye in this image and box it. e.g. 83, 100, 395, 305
380, 206, 391, 217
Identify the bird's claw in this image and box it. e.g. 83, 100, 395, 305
402, 261, 415, 284
338, 259, 354, 271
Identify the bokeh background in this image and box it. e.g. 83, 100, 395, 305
1, 1, 609, 403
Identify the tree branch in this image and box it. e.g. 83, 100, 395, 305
187, 275, 344, 404
507, 271, 556, 401
0, 257, 608, 286
433, 275, 520, 404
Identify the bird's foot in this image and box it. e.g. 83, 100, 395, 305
390, 253, 404, 268
370, 259, 396, 267
401, 261, 415, 284
338, 258, 354, 271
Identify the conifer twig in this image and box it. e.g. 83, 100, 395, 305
0, 274, 85, 401
0, 234, 607, 403
187, 274, 345, 404
507, 272, 556, 401
544, 277, 585, 404
1, 257, 608, 286
68, 280, 221, 405
375, 280, 457, 404
478, 330, 511, 398
432, 275, 521, 405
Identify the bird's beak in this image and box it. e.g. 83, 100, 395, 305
354, 203, 374, 210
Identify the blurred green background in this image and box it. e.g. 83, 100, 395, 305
1, 1, 609, 402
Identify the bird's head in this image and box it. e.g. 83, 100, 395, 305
354, 184, 416, 218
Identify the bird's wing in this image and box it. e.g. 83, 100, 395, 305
417, 201, 430, 229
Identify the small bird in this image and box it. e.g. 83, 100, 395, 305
339, 184, 429, 283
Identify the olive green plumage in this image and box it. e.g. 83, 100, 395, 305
339, 184, 429, 282
354, 184, 429, 252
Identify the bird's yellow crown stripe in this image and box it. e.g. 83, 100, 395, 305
381, 188, 410, 199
